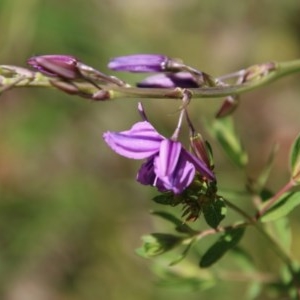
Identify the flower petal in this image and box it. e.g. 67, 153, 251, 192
137, 72, 200, 88
154, 140, 182, 177
103, 121, 164, 159
183, 150, 215, 180
136, 157, 169, 192
136, 157, 156, 185
154, 147, 195, 194
108, 54, 167, 73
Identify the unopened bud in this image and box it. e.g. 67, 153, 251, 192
49, 79, 80, 94
28, 55, 80, 79
91, 90, 111, 101
216, 96, 239, 118
190, 133, 214, 170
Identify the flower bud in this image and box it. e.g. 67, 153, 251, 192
137, 72, 200, 88
215, 96, 239, 118
108, 54, 168, 73
27, 55, 80, 79
190, 133, 214, 171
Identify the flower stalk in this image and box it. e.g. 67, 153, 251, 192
2, 58, 300, 100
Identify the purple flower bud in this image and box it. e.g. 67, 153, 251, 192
137, 72, 200, 88
27, 55, 80, 79
190, 134, 214, 170
108, 54, 168, 73
215, 96, 239, 118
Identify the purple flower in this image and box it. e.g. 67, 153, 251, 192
103, 121, 215, 194
108, 54, 168, 73
137, 72, 200, 88
27, 55, 80, 79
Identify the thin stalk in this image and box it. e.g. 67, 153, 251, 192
256, 179, 296, 219
225, 198, 300, 296
2, 58, 300, 100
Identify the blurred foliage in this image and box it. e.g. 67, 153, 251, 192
0, 0, 300, 299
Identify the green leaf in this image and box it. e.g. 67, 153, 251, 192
230, 246, 256, 272
267, 217, 291, 253
154, 268, 216, 291
151, 211, 196, 235
202, 197, 227, 229
152, 193, 177, 205
246, 282, 262, 300
208, 116, 248, 168
290, 133, 300, 183
261, 192, 300, 222
199, 227, 245, 268
136, 233, 183, 258
248, 143, 279, 193
169, 239, 196, 266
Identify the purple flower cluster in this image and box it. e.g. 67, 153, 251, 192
103, 116, 214, 194
27, 53, 215, 194
108, 54, 200, 89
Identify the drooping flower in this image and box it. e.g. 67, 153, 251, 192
103, 121, 215, 194
108, 54, 168, 73
27, 55, 80, 79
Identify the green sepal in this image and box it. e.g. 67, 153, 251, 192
199, 227, 245, 268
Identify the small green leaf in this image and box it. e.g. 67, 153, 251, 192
152, 193, 178, 205
136, 233, 183, 258
202, 197, 227, 229
261, 192, 300, 222
208, 116, 248, 168
151, 211, 196, 235
155, 269, 216, 290
267, 217, 291, 252
248, 143, 279, 193
230, 246, 255, 272
169, 239, 196, 266
246, 282, 262, 300
290, 133, 300, 182
199, 227, 245, 268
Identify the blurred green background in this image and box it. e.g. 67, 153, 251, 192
0, 0, 300, 299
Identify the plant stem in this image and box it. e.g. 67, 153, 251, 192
2, 58, 300, 100
225, 198, 300, 297
255, 179, 296, 219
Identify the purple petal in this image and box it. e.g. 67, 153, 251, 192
136, 157, 156, 185
183, 150, 215, 180
153, 143, 195, 194
27, 55, 79, 79
103, 121, 164, 159
153, 140, 195, 194
108, 54, 167, 73
137, 72, 200, 88
161, 158, 195, 194
136, 157, 169, 192
154, 140, 182, 177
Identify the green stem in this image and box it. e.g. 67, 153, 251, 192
256, 179, 296, 219
2, 58, 300, 100
225, 199, 300, 296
